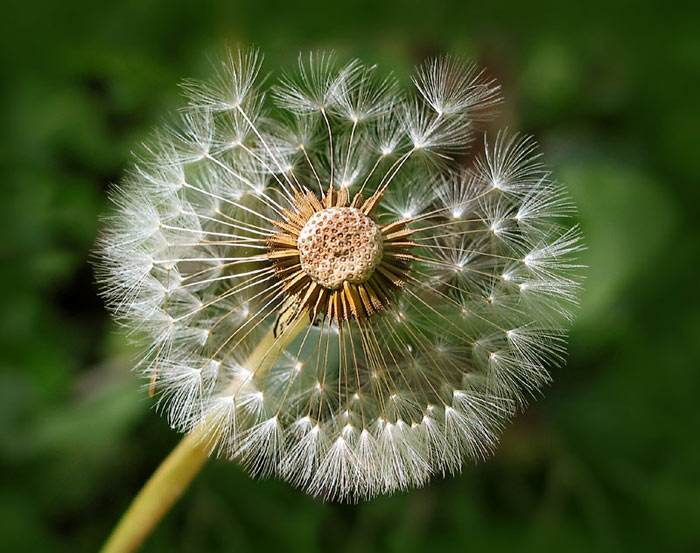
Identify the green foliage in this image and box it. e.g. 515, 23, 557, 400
1, 1, 698, 551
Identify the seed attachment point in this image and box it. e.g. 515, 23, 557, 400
299, 207, 383, 289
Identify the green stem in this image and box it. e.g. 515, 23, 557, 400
100, 310, 308, 553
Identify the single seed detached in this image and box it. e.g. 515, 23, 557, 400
298, 207, 383, 289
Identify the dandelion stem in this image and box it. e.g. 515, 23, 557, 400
100, 309, 309, 553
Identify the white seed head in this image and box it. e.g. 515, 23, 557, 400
96, 49, 583, 502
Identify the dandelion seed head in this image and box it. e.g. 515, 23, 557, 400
97, 49, 582, 502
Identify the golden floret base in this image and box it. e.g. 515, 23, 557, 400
266, 184, 415, 323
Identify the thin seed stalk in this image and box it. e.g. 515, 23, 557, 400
100, 309, 309, 553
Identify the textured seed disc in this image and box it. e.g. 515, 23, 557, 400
298, 207, 383, 289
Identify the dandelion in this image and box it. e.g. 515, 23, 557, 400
98, 49, 582, 545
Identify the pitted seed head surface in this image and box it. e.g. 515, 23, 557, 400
298, 207, 383, 289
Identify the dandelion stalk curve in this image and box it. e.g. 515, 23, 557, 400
100, 309, 309, 553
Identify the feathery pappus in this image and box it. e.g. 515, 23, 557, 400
97, 50, 583, 501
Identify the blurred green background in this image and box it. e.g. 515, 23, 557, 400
2, 0, 699, 551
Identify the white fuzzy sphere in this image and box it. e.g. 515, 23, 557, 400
97, 50, 582, 501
